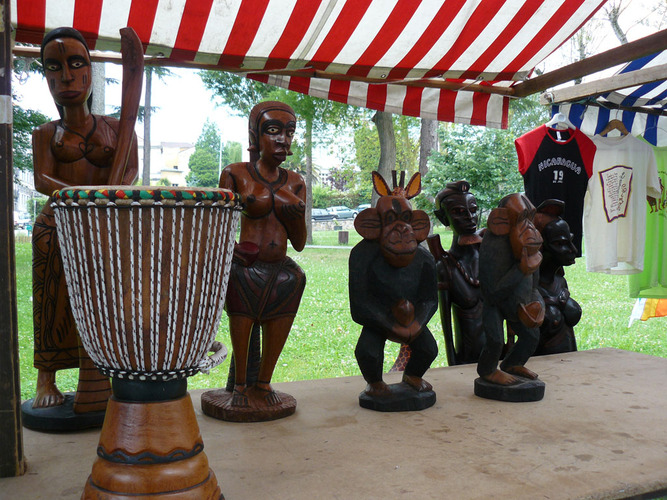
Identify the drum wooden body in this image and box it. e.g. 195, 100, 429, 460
52, 186, 240, 380
52, 186, 240, 500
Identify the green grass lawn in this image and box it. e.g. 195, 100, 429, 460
14, 229, 667, 400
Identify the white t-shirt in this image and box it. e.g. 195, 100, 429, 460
584, 134, 661, 274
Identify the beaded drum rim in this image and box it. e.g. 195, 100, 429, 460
52, 186, 242, 208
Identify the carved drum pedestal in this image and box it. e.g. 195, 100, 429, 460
52, 187, 241, 499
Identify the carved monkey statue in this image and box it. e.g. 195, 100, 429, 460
477, 193, 545, 386
349, 171, 438, 403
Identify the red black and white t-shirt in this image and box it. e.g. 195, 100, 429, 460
516, 125, 596, 256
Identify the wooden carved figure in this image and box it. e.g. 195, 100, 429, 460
428, 180, 485, 365
391, 180, 487, 371
533, 200, 581, 355
22, 27, 140, 431
349, 171, 438, 412
475, 193, 546, 402
201, 101, 306, 422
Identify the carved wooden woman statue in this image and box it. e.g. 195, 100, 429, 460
201, 101, 306, 422
27, 27, 138, 424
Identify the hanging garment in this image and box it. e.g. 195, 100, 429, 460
628, 298, 667, 326
584, 134, 661, 274
628, 144, 667, 297
516, 125, 596, 256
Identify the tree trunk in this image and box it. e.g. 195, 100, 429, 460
91, 62, 105, 114
142, 68, 152, 185
605, 2, 628, 45
418, 118, 437, 178
305, 115, 314, 245
371, 111, 396, 206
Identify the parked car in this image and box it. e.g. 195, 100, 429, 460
355, 203, 371, 213
312, 208, 335, 221
326, 205, 357, 219
14, 214, 31, 229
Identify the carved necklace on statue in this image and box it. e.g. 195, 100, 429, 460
449, 233, 481, 287
241, 162, 288, 220
59, 115, 97, 150
454, 258, 480, 287
52, 115, 114, 168
443, 251, 480, 287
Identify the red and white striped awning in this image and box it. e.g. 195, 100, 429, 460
12, 0, 606, 128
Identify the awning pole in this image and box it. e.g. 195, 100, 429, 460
0, 0, 26, 478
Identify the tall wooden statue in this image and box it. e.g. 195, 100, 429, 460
201, 101, 307, 422
22, 27, 140, 431
349, 171, 438, 412
428, 180, 485, 365
391, 180, 486, 371
475, 193, 546, 402
533, 200, 581, 355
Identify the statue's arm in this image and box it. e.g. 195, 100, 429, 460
279, 171, 307, 252
413, 253, 438, 329
349, 244, 394, 334
32, 125, 68, 196
122, 131, 139, 185
219, 164, 238, 191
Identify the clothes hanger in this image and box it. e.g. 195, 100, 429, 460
599, 119, 629, 137
545, 112, 576, 130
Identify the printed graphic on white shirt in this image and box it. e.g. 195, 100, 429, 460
599, 166, 633, 222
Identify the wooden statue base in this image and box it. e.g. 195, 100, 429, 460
358, 382, 436, 412
83, 393, 222, 499
474, 376, 545, 402
201, 388, 297, 422
21, 393, 106, 432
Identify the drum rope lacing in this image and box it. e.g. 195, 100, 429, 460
52, 190, 241, 381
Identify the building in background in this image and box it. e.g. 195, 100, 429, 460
13, 169, 40, 226
138, 142, 195, 186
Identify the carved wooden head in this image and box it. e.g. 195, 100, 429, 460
355, 171, 429, 268
487, 193, 543, 273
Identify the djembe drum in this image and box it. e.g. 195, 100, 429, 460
52, 186, 242, 500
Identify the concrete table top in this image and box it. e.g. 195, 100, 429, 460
2, 348, 666, 499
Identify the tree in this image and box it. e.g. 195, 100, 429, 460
142, 66, 175, 184
12, 104, 49, 173
421, 95, 549, 222
371, 111, 396, 206
419, 118, 438, 178
186, 120, 222, 187
223, 141, 242, 165
326, 166, 354, 191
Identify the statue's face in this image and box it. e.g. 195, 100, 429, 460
441, 193, 478, 236
543, 219, 577, 266
42, 37, 92, 108
377, 196, 419, 268
257, 109, 296, 165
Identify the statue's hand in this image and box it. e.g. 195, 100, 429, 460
388, 320, 422, 344
517, 300, 545, 328
279, 200, 306, 221
392, 299, 415, 327
518, 246, 542, 275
